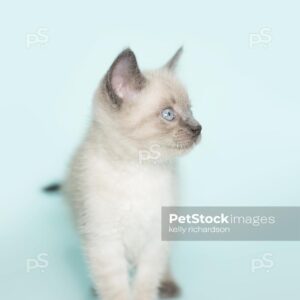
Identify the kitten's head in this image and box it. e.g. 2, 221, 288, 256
95, 48, 202, 161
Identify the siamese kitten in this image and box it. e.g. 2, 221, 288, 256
64, 47, 202, 300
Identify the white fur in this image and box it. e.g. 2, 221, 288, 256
65, 126, 176, 300
64, 49, 199, 300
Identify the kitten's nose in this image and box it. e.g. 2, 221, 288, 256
190, 124, 202, 137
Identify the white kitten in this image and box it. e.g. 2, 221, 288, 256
64, 47, 201, 300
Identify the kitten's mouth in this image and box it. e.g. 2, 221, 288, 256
169, 139, 199, 151
171, 134, 201, 151
174, 143, 194, 149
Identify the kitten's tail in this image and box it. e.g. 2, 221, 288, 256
43, 183, 61, 193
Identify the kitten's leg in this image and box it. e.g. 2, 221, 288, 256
132, 244, 168, 300
85, 239, 130, 300
159, 266, 181, 298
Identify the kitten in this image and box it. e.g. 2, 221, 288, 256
64, 47, 202, 300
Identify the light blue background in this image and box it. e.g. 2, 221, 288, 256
1, 1, 299, 299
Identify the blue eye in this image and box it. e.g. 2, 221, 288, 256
161, 108, 175, 121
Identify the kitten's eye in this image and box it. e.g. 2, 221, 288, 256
161, 108, 176, 121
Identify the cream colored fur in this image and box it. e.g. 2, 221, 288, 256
64, 48, 201, 300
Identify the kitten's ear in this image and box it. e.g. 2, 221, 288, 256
163, 46, 183, 71
105, 48, 146, 107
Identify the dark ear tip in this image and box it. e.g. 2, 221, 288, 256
164, 46, 184, 70
123, 47, 134, 54
118, 47, 136, 60
175, 46, 184, 58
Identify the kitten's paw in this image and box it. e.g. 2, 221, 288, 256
159, 280, 181, 298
